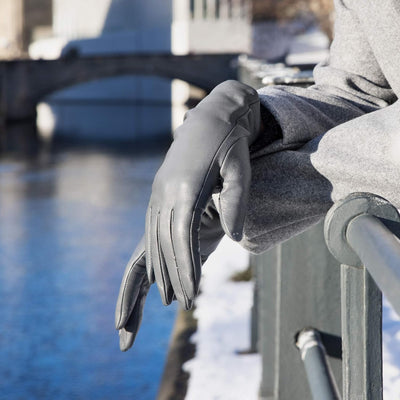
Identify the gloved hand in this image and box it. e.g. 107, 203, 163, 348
146, 80, 260, 309
115, 80, 260, 351
115, 200, 224, 351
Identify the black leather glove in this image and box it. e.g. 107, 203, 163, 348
115, 200, 224, 351
145, 80, 260, 309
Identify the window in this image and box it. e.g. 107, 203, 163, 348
190, 0, 195, 19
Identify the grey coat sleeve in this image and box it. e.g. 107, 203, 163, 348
240, 0, 400, 254
255, 0, 396, 156
241, 102, 400, 254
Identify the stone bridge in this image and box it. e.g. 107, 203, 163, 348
0, 53, 240, 121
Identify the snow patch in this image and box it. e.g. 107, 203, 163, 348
184, 236, 261, 400
184, 238, 400, 399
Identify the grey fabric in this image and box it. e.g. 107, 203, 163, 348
240, 0, 400, 254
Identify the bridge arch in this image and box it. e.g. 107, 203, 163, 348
1, 53, 239, 121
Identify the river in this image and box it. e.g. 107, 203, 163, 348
0, 128, 177, 399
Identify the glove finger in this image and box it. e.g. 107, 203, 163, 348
217, 137, 251, 241
170, 205, 202, 309
119, 286, 149, 351
119, 328, 136, 352
153, 210, 174, 306
115, 237, 147, 329
159, 208, 191, 308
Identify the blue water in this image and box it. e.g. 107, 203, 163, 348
0, 141, 177, 399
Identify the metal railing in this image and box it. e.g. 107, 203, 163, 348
238, 58, 400, 399
323, 192, 400, 400
251, 217, 343, 399
252, 192, 400, 400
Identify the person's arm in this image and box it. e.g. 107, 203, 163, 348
239, 0, 399, 254
240, 99, 400, 255
253, 0, 396, 159
115, 0, 398, 351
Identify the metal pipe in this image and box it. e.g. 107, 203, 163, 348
296, 329, 341, 400
347, 214, 400, 316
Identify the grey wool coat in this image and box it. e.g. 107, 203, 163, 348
240, 0, 400, 253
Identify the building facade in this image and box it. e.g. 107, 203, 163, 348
34, 0, 253, 141
36, 0, 174, 141
0, 0, 52, 58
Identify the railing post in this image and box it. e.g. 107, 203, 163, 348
324, 192, 400, 400
340, 264, 382, 399
254, 222, 342, 399
253, 247, 280, 399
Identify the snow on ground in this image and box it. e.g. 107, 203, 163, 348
184, 237, 261, 400
383, 298, 400, 398
184, 237, 400, 399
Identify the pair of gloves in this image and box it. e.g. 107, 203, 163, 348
115, 80, 261, 351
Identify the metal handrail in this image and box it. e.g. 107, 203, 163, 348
323, 192, 400, 400
346, 213, 400, 316
324, 192, 400, 315
296, 329, 341, 400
